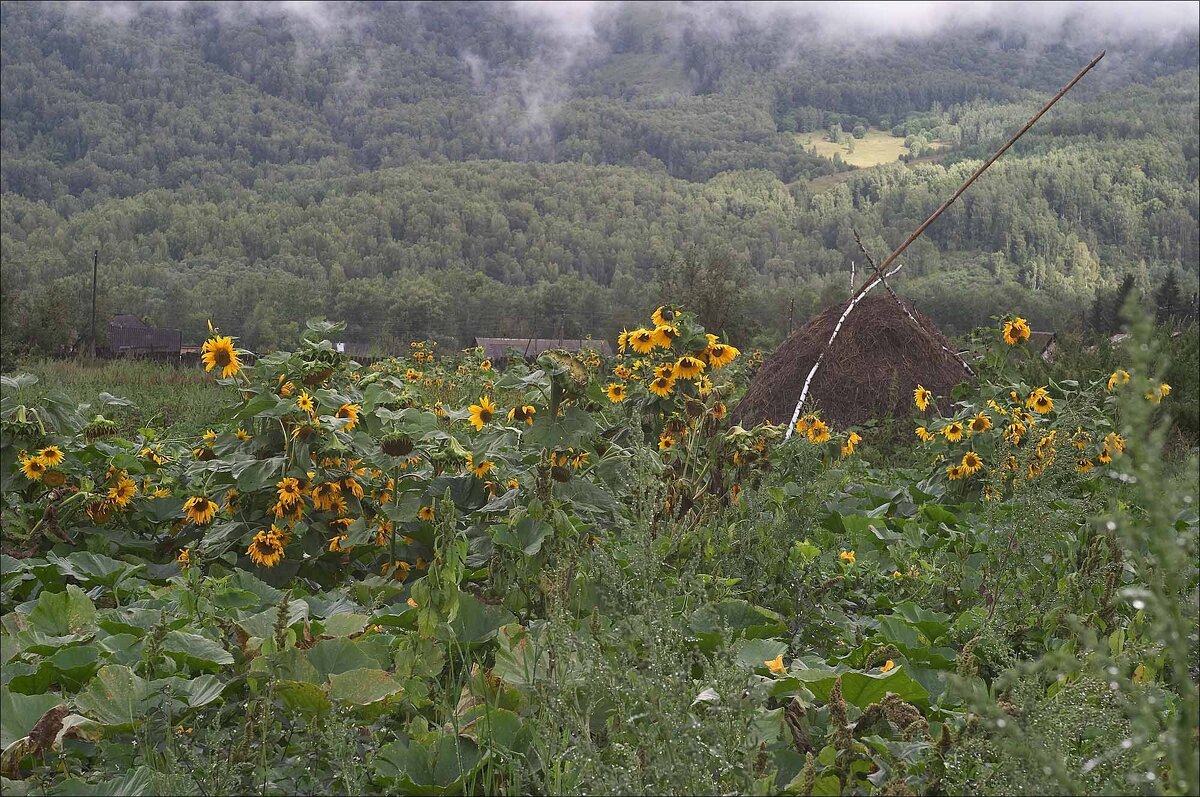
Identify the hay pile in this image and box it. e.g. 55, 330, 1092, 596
733, 295, 972, 429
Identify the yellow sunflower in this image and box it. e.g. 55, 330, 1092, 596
1104, 432, 1126, 455
1026, 387, 1053, 414
278, 380, 296, 398
468, 396, 496, 431
311, 481, 342, 512
507, 405, 537, 426
617, 329, 630, 354
1077, 458, 1095, 474
471, 459, 495, 478
960, 451, 983, 475
705, 341, 740, 369
480, 359, 492, 372
648, 376, 675, 398
654, 363, 675, 380
841, 431, 862, 457
1002, 317, 1031, 346
1106, 369, 1130, 391
20, 456, 47, 481
943, 422, 965, 443
650, 306, 675, 327
915, 426, 935, 442
969, 412, 992, 433
711, 402, 727, 420
673, 356, 706, 379
765, 654, 786, 675
38, 446, 65, 468
694, 375, 713, 396
629, 328, 656, 354
177, 548, 191, 570
335, 403, 361, 431
107, 477, 138, 508
947, 464, 965, 480
183, 496, 218, 525
658, 433, 675, 450
247, 529, 285, 568
1097, 447, 1113, 465
606, 383, 628, 403
651, 324, 679, 349
418, 505, 435, 521
839, 550, 856, 565
297, 391, 316, 415
613, 364, 632, 380
914, 385, 933, 412
796, 414, 816, 435
201, 335, 242, 379
276, 477, 304, 507
807, 419, 830, 445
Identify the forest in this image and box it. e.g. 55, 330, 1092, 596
1, 1, 1198, 355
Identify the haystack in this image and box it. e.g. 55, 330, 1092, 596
733, 295, 972, 429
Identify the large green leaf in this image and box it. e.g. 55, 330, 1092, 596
276, 680, 331, 716
492, 624, 550, 688
376, 735, 481, 794
74, 666, 150, 727
781, 667, 929, 708
161, 631, 234, 671
328, 668, 403, 706
689, 600, 787, 651
46, 553, 142, 589
27, 586, 97, 637
0, 687, 62, 748
445, 593, 515, 646
306, 638, 375, 680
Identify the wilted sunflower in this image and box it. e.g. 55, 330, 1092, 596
278, 380, 296, 398
247, 529, 285, 568
1026, 387, 1053, 414
1104, 432, 1126, 455
507, 405, 536, 426
335, 403, 361, 431
276, 477, 304, 507
943, 422, 965, 443
795, 414, 815, 435
418, 505, 435, 521
711, 402, 727, 420
651, 324, 679, 349
38, 446, 65, 468
915, 426, 935, 442
328, 534, 350, 553
183, 496, 217, 525
606, 383, 627, 403
1002, 317, 1031, 346
841, 431, 862, 457
570, 450, 590, 469
20, 455, 47, 481
970, 412, 992, 433
673, 356, 706, 379
913, 385, 933, 412
960, 451, 983, 475
1106, 369, 1131, 391
648, 376, 675, 398
177, 548, 191, 570
201, 335, 242, 379
807, 419, 831, 445
1097, 447, 1113, 465
311, 482, 342, 512
613, 364, 632, 380
629, 328, 656, 354
468, 396, 496, 431
107, 477, 137, 508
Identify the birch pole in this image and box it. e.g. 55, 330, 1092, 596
781, 50, 1104, 441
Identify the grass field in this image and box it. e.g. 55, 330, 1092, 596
15, 359, 229, 439
799, 128, 943, 168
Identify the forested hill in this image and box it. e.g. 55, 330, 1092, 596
1, 1, 1197, 357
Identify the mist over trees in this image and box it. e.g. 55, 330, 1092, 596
1, 1, 1197, 360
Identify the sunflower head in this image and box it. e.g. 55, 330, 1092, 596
1002, 317, 1031, 346
247, 529, 285, 568
38, 446, 65, 467
508, 405, 536, 426
650, 306, 675, 327
20, 455, 47, 481
468, 396, 496, 431
651, 325, 679, 349
335, 403, 361, 431
201, 335, 242, 379
673, 356, 706, 379
943, 422, 965, 443
606, 383, 627, 403
629, 328, 656, 354
914, 385, 933, 412
183, 496, 217, 525
648, 376, 675, 398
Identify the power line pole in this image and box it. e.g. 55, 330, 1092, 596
90, 249, 98, 359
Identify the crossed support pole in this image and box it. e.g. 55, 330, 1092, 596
783, 50, 1104, 441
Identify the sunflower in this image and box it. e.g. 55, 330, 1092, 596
507, 478, 520, 491
37, 446, 65, 468
418, 505, 435, 521
342, 476, 364, 499
276, 477, 304, 507
1106, 369, 1131, 391
915, 426, 935, 442
278, 380, 296, 398
807, 419, 830, 445
1097, 447, 1113, 465
947, 464, 965, 480
658, 433, 675, 450
247, 529, 285, 568
795, 414, 815, 435
839, 550, 856, 565
311, 482, 342, 512
648, 376, 675, 398
970, 412, 992, 433
383, 560, 411, 582
328, 534, 350, 553
1002, 317, 1031, 346
570, 450, 590, 469
1077, 458, 1095, 474
651, 324, 679, 349
177, 548, 191, 570
183, 496, 218, 525
841, 431, 862, 457
673, 356, 706, 379
711, 402, 727, 421
614, 364, 632, 380
508, 405, 537, 426
471, 459, 495, 479
943, 422, 965, 443
1104, 432, 1126, 455
201, 335, 242, 379
235, 428, 251, 441
629, 328, 656, 354
654, 363, 675, 380
705, 341, 740, 369
650, 306, 675, 327
606, 383, 627, 403
960, 451, 983, 475
1026, 387, 1053, 414
480, 359, 492, 372
913, 385, 933, 412
617, 329, 630, 353
297, 391, 316, 415
107, 477, 137, 508
20, 456, 47, 481
468, 396, 496, 431
335, 403, 361, 431
43, 470, 66, 488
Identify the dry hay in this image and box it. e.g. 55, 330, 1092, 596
733, 295, 972, 429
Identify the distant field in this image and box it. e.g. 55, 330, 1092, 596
799, 128, 943, 168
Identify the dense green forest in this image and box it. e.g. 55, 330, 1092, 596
1, 1, 1197, 358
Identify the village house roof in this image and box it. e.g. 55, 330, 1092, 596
107, 315, 182, 355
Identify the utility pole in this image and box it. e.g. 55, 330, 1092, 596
90, 249, 98, 359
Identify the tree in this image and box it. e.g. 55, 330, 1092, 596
1155, 268, 1183, 326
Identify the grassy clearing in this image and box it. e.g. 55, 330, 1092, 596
799, 128, 942, 169
16, 359, 228, 439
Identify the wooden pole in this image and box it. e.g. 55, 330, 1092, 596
90, 249, 98, 359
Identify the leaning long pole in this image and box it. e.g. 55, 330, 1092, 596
783, 50, 1105, 441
